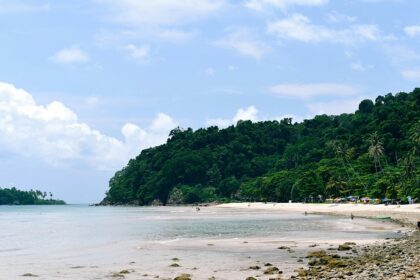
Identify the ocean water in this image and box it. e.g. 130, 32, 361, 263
0, 205, 402, 279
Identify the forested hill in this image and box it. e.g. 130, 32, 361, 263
102, 89, 420, 205
0, 188, 66, 205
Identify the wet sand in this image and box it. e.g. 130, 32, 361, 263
215, 203, 420, 226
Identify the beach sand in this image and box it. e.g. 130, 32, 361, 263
215, 202, 420, 226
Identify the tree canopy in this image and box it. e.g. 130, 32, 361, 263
102, 89, 420, 205
0, 188, 66, 205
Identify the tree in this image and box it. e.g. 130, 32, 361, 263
368, 132, 385, 173
102, 89, 420, 204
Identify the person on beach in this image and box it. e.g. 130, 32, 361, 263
351, 213, 354, 220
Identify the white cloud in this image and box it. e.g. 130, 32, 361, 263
269, 83, 360, 99
214, 29, 270, 60
401, 69, 420, 81
234, 106, 259, 122
353, 24, 381, 40
154, 29, 196, 43
350, 62, 373, 71
51, 47, 89, 64
244, 0, 328, 11
97, 0, 221, 43
0, 82, 177, 170
404, 25, 420, 37
268, 14, 332, 43
267, 14, 389, 44
207, 106, 259, 127
124, 44, 151, 61
326, 11, 356, 23
306, 98, 363, 115
206, 106, 304, 127
99, 0, 225, 26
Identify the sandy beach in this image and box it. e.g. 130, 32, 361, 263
215, 202, 420, 227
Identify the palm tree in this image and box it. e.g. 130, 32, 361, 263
326, 178, 348, 197
328, 140, 366, 194
409, 120, 420, 155
368, 132, 385, 173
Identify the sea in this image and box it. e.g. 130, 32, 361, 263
0, 205, 403, 280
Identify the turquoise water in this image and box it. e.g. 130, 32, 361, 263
0, 205, 401, 279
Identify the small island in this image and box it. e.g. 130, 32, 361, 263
0, 187, 66, 205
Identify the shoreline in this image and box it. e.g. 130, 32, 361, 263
214, 202, 420, 227
214, 202, 420, 279
2, 205, 417, 279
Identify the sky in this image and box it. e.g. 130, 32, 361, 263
0, 0, 419, 203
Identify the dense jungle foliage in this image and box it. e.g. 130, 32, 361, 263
0, 188, 66, 205
103, 89, 420, 205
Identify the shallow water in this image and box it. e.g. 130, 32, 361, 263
0, 205, 402, 279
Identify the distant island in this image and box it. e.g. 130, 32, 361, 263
101, 89, 419, 206
0, 187, 66, 205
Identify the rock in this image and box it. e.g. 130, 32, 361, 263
264, 267, 280, 274
338, 243, 352, 251
170, 263, 180, 267
21, 274, 38, 277
248, 265, 260, 270
245, 277, 257, 280
174, 274, 191, 280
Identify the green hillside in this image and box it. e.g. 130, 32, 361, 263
102, 89, 420, 205
0, 187, 66, 205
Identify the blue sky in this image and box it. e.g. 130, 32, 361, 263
0, 0, 419, 203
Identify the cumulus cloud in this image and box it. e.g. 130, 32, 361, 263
269, 83, 360, 99
51, 47, 89, 64
267, 14, 390, 44
214, 29, 270, 60
0, 82, 177, 170
244, 0, 328, 11
206, 106, 259, 127
404, 25, 420, 37
206, 106, 304, 127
